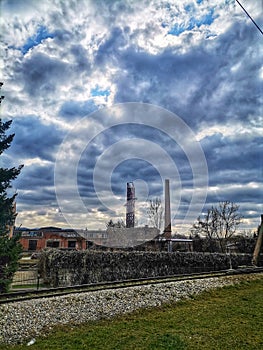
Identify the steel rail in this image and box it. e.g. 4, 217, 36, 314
1, 266, 262, 304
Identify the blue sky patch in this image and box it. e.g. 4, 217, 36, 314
168, 24, 186, 36
197, 9, 216, 27
161, 22, 168, 28
91, 86, 110, 97
184, 4, 195, 13
168, 8, 217, 36
21, 26, 55, 55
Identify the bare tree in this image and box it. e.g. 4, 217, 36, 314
106, 219, 125, 228
192, 201, 242, 252
147, 197, 163, 230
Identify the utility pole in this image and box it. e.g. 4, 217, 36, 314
252, 215, 263, 266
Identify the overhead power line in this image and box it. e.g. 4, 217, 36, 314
236, 0, 263, 35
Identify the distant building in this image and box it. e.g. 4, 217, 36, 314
77, 226, 161, 248
78, 229, 108, 246
106, 226, 160, 248
15, 226, 193, 252
15, 227, 86, 251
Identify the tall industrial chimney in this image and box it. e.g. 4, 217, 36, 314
164, 179, 172, 239
126, 182, 135, 228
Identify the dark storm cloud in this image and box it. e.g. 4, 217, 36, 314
112, 21, 261, 129
51, 29, 73, 45
202, 133, 263, 186
82, 123, 188, 165
69, 44, 91, 72
14, 163, 54, 191
209, 168, 260, 188
91, 0, 134, 27
2, 0, 261, 230
59, 99, 98, 119
77, 146, 164, 204
211, 186, 261, 203
95, 27, 126, 66
19, 188, 56, 206
11, 116, 63, 161
18, 52, 71, 97
76, 122, 192, 204
97, 206, 109, 213
110, 159, 162, 193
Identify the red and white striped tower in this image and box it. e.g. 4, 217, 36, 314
126, 182, 135, 228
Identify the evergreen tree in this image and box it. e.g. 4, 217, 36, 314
0, 83, 23, 293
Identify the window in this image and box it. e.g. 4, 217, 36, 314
28, 240, 37, 251
68, 241, 76, 249
46, 240, 60, 248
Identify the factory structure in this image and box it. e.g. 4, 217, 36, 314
15, 179, 193, 252
80, 181, 160, 248
79, 179, 192, 250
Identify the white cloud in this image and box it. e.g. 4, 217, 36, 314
1, 0, 261, 233
196, 121, 263, 141
22, 157, 52, 167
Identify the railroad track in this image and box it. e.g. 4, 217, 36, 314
1, 266, 262, 304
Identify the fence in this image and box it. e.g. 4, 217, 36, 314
11, 261, 43, 291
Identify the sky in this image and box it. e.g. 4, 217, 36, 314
0, 0, 262, 235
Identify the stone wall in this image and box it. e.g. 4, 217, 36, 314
38, 250, 261, 287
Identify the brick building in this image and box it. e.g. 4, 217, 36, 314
15, 227, 87, 252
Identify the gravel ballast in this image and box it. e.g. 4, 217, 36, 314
0, 273, 262, 345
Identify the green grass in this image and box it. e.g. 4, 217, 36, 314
10, 283, 46, 290
2, 277, 263, 350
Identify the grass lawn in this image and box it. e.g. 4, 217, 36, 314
3, 277, 263, 350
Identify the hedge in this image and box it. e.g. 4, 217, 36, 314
38, 250, 260, 287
